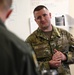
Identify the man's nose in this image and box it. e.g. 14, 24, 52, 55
41, 16, 45, 21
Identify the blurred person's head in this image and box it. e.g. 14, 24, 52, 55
0, 0, 12, 22
33, 5, 52, 32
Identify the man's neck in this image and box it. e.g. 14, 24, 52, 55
42, 25, 52, 32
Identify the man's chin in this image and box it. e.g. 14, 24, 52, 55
43, 25, 49, 29
42, 26, 49, 30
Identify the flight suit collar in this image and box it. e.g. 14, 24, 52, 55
0, 19, 7, 29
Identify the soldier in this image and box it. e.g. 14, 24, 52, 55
26, 5, 74, 75
0, 0, 40, 75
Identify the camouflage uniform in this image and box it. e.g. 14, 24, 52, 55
26, 25, 74, 75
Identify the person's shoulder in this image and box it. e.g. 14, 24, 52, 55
55, 26, 73, 38
26, 29, 38, 41
24, 42, 33, 52
31, 29, 38, 36
56, 26, 69, 33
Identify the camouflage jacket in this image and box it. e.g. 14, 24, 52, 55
26, 25, 74, 75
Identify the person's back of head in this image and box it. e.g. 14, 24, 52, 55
0, 0, 12, 22
0, 0, 12, 11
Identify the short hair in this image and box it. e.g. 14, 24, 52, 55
33, 5, 48, 13
0, 0, 12, 10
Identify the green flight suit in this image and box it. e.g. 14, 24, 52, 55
0, 19, 40, 75
26, 25, 74, 75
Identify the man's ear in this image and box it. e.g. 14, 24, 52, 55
49, 13, 51, 18
6, 9, 13, 19
35, 18, 37, 23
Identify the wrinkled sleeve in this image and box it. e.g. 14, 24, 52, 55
65, 33, 74, 64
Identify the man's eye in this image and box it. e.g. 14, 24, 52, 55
43, 14, 47, 17
37, 16, 41, 20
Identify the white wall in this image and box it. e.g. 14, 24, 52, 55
69, 0, 74, 36
6, 0, 31, 41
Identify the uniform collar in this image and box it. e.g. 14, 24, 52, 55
51, 26, 61, 38
36, 25, 61, 40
